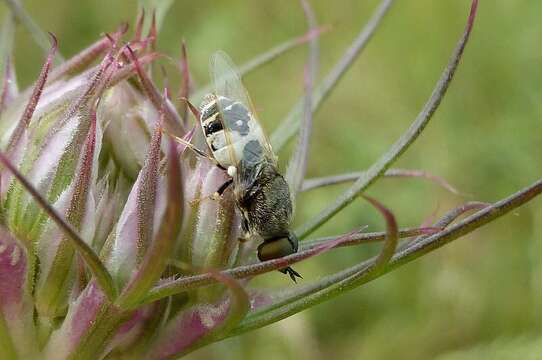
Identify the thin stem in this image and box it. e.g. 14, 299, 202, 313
301, 202, 489, 251
140, 230, 361, 305
286, 0, 319, 202
302, 168, 460, 195
231, 177, 542, 336
300, 226, 440, 250
402, 201, 489, 250
142, 178, 540, 308
271, 0, 396, 151
295, 0, 479, 239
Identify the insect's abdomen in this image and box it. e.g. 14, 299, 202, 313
200, 96, 266, 168
239, 163, 293, 239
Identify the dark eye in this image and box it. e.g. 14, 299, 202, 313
257, 237, 296, 262
204, 117, 223, 135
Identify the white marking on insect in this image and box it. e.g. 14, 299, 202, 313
201, 99, 216, 113
235, 120, 243, 126
227, 166, 237, 177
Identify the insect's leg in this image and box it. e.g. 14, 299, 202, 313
241, 217, 249, 233
208, 178, 233, 201
191, 179, 234, 205
237, 237, 249, 243
216, 179, 233, 196
279, 267, 303, 283
237, 218, 250, 243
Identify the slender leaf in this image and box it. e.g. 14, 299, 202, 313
5, 33, 57, 154
134, 9, 146, 42
404, 201, 489, 249
179, 40, 191, 125
0, 34, 56, 199
43, 281, 123, 360
361, 195, 398, 268
107, 124, 162, 287
34, 105, 99, 317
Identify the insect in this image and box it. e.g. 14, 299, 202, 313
179, 51, 301, 282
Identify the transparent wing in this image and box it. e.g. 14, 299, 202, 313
210, 51, 276, 164
210, 51, 253, 113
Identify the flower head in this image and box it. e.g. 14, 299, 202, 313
1, 1, 540, 359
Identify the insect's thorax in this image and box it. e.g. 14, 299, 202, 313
235, 161, 293, 241
200, 95, 267, 169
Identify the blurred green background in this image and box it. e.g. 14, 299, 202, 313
2, 0, 542, 359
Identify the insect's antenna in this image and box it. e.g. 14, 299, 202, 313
162, 128, 218, 164
179, 97, 201, 120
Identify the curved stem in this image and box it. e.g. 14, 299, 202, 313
302, 168, 460, 195
231, 177, 542, 336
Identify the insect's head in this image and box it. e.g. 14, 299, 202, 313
257, 232, 302, 282
257, 232, 298, 261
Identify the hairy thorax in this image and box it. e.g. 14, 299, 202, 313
235, 162, 293, 240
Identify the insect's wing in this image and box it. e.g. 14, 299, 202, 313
210, 51, 276, 165
210, 51, 252, 113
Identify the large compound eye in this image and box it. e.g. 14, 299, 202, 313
257, 237, 296, 262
